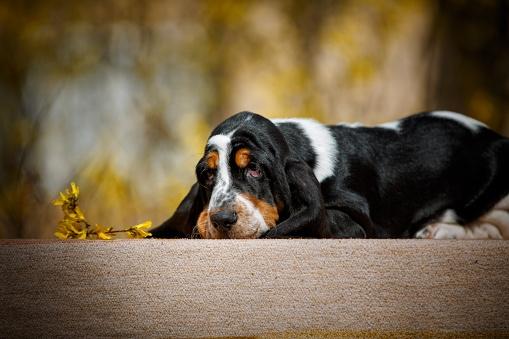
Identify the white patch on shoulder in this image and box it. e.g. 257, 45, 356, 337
338, 122, 363, 128
207, 133, 233, 210
377, 120, 401, 132
431, 110, 487, 132
272, 118, 337, 182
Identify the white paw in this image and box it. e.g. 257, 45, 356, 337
415, 224, 437, 239
415, 223, 466, 239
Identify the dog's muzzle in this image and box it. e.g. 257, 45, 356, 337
209, 209, 238, 231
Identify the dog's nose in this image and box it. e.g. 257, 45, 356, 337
210, 210, 238, 230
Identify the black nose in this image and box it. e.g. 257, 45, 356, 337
210, 210, 238, 230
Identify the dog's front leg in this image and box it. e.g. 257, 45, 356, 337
325, 209, 367, 238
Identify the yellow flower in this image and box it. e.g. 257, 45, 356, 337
55, 218, 88, 239
127, 221, 152, 239
54, 222, 71, 239
94, 225, 113, 240
54, 231, 69, 240
133, 221, 152, 229
75, 206, 85, 220
64, 206, 85, 221
52, 192, 69, 206
52, 182, 80, 208
70, 182, 79, 197
53, 182, 153, 240
97, 232, 112, 240
75, 229, 87, 239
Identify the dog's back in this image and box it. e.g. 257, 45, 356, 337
273, 111, 509, 238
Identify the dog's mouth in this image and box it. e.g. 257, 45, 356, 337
212, 227, 261, 239
196, 213, 266, 239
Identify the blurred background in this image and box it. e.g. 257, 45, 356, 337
1, 0, 508, 238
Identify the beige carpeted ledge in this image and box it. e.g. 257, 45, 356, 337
1, 239, 508, 338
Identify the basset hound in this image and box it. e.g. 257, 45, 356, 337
151, 111, 509, 239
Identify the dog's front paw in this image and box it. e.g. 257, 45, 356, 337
415, 224, 438, 239
415, 223, 471, 239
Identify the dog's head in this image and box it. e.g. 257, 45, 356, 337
192, 111, 292, 238
152, 111, 328, 239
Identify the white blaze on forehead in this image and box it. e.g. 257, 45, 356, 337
272, 118, 337, 182
431, 111, 487, 132
207, 133, 234, 209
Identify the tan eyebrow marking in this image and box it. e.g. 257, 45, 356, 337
235, 148, 251, 168
206, 151, 219, 169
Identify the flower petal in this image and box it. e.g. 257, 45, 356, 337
97, 231, 113, 240
54, 231, 69, 240
70, 182, 79, 197
132, 221, 152, 230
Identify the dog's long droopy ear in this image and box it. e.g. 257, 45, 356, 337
150, 182, 204, 238
264, 159, 329, 238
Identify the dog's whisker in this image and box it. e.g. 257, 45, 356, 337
191, 225, 200, 239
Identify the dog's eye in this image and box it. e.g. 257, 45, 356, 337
246, 164, 262, 178
206, 170, 215, 181
200, 168, 215, 185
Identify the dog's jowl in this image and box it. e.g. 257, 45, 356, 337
151, 111, 509, 239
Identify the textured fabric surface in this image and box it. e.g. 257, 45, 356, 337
1, 239, 508, 338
